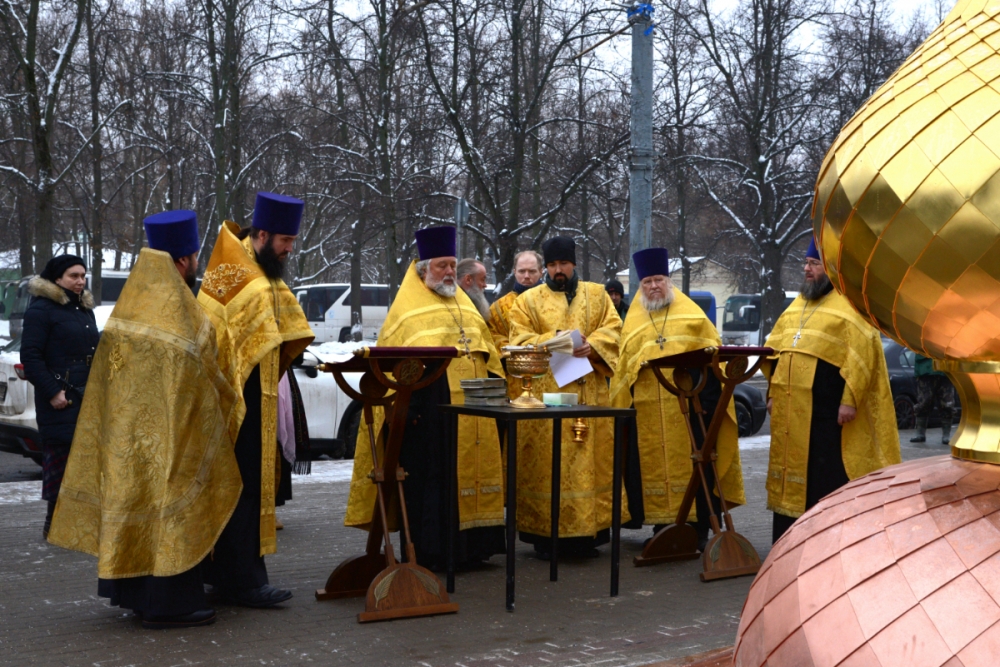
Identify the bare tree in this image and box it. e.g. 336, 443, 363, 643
680, 0, 829, 331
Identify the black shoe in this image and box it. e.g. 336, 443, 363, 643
226, 584, 293, 608
910, 435, 926, 443
141, 609, 216, 629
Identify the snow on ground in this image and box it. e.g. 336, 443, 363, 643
739, 434, 771, 451
294, 459, 355, 484
0, 319, 8, 340
0, 460, 357, 506
309, 340, 368, 364
0, 481, 42, 505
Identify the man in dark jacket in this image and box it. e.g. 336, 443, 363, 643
20, 254, 100, 538
910, 354, 957, 445
605, 279, 629, 322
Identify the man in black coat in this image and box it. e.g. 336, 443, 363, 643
20, 254, 100, 538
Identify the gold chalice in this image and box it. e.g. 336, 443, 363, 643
814, 0, 1000, 463
502, 345, 550, 409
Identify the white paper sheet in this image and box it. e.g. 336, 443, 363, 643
549, 329, 593, 388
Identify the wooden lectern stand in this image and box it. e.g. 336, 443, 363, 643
314, 346, 461, 622
634, 346, 771, 582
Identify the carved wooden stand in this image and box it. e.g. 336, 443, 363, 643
634, 346, 770, 582
314, 346, 461, 622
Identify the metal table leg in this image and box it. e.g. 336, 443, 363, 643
506, 418, 518, 611
551, 419, 562, 582
611, 416, 625, 597
447, 411, 457, 594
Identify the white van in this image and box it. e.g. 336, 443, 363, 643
720, 291, 798, 346
294, 283, 390, 343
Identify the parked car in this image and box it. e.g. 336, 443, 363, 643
293, 283, 390, 343
883, 337, 960, 430
291, 346, 363, 459
0, 336, 43, 464
733, 383, 767, 437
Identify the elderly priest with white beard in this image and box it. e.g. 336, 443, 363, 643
344, 226, 506, 570
610, 247, 745, 552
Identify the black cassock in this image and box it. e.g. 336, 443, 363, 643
771, 358, 850, 543
397, 373, 505, 570
202, 365, 270, 590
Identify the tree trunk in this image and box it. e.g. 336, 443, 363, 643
86, 0, 104, 303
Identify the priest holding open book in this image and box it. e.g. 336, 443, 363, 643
507, 236, 623, 559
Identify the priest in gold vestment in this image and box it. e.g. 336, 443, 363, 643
197, 192, 314, 606
764, 238, 899, 543
49, 211, 237, 629
345, 226, 505, 568
610, 248, 745, 551
507, 236, 622, 558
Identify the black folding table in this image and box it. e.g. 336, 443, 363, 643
438, 403, 635, 611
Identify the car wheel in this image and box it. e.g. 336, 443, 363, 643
343, 405, 361, 460
894, 394, 917, 430
735, 400, 753, 438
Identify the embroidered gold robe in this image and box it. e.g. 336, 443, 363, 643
507, 280, 623, 538
764, 290, 900, 518
488, 290, 517, 352
197, 221, 314, 555
610, 291, 745, 524
48, 249, 242, 578
344, 261, 506, 531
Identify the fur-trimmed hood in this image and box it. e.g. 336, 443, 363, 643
28, 276, 95, 310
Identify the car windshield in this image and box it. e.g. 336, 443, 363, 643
722, 296, 759, 332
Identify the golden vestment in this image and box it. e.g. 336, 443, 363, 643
344, 261, 506, 531
198, 221, 313, 554
48, 249, 242, 578
610, 291, 745, 524
507, 280, 623, 537
764, 290, 900, 518
488, 290, 517, 351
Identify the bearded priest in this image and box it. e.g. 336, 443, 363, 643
197, 192, 314, 606
610, 248, 745, 552
764, 237, 899, 543
507, 236, 622, 559
344, 226, 506, 570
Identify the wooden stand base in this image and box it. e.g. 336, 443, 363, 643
698, 531, 760, 582
633, 523, 701, 566
315, 553, 386, 600
357, 563, 458, 623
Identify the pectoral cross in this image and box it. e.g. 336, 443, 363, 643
656, 335, 666, 350
792, 330, 802, 347
458, 328, 472, 356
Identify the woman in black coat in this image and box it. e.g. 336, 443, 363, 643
20, 255, 100, 538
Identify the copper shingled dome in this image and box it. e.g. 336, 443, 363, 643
733, 456, 1000, 666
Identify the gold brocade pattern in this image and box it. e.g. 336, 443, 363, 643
344, 262, 506, 532
507, 281, 624, 537
197, 222, 313, 555
47, 249, 242, 578
609, 291, 745, 524
487, 291, 517, 352
763, 291, 901, 518
202, 263, 253, 298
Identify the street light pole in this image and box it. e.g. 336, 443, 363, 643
628, 4, 654, 296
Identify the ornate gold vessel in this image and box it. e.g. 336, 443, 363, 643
502, 345, 551, 409
813, 0, 1000, 463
